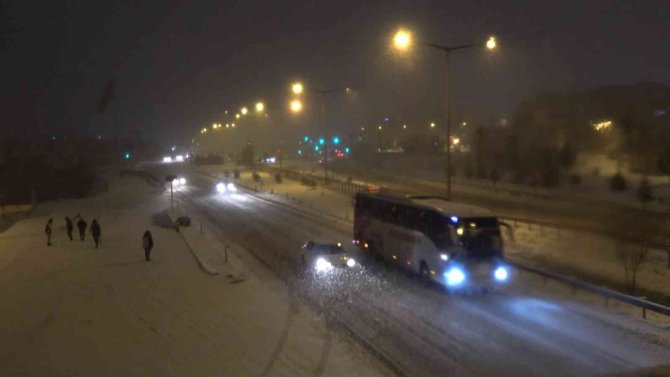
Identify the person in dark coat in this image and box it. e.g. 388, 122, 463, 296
65, 216, 74, 241
142, 230, 154, 261
45, 218, 53, 246
76, 217, 87, 241
90, 219, 101, 248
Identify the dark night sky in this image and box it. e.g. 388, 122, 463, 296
2, 0, 669, 146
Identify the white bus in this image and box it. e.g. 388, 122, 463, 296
353, 191, 509, 289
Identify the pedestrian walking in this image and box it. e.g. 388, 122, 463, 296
90, 219, 101, 248
142, 230, 153, 261
45, 218, 53, 246
76, 217, 87, 241
65, 216, 73, 241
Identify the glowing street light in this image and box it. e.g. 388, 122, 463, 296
235, 113, 240, 119
290, 99, 303, 113
241, 107, 248, 115
486, 36, 497, 50
255, 102, 265, 112
393, 29, 412, 51
430, 122, 436, 128
292, 82, 304, 95
403, 124, 408, 129
593, 120, 613, 132
390, 26, 498, 200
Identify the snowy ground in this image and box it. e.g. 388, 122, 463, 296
145, 161, 670, 377
0, 171, 393, 376
195, 163, 670, 306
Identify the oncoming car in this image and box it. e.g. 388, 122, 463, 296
215, 181, 238, 193
300, 241, 359, 273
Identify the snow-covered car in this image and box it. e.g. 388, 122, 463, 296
300, 241, 359, 272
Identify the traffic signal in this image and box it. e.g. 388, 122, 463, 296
318, 137, 325, 145
344, 147, 350, 153
332, 136, 340, 145
124, 152, 131, 160
314, 145, 320, 151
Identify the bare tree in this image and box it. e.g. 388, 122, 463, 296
613, 216, 658, 295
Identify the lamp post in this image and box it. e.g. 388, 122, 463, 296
290, 82, 350, 186
393, 29, 496, 200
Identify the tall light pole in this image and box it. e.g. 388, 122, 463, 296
290, 82, 350, 185
393, 29, 497, 200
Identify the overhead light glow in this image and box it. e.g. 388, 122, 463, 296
292, 82, 304, 94
486, 36, 497, 50
393, 29, 412, 51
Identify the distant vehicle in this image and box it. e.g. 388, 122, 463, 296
216, 181, 237, 193
300, 241, 359, 273
353, 191, 509, 291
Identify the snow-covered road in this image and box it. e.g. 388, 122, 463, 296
156, 162, 670, 377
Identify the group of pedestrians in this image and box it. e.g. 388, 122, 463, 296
44, 215, 154, 262
46, 215, 101, 248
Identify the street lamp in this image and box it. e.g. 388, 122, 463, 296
241, 107, 248, 115
392, 27, 497, 199
255, 102, 265, 112
393, 29, 412, 51
290, 99, 303, 113
292, 82, 304, 95
289, 81, 351, 185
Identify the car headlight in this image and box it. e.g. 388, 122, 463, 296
179, 177, 186, 185
494, 266, 508, 281
175, 155, 184, 162
172, 179, 179, 185
163, 156, 172, 163
227, 182, 237, 192
346, 258, 356, 267
440, 253, 449, 261
216, 183, 227, 193
445, 267, 466, 286
315, 257, 333, 272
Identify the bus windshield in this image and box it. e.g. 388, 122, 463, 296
455, 217, 503, 258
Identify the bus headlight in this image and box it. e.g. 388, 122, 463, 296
315, 258, 333, 272
227, 183, 237, 192
445, 267, 465, 286
494, 266, 508, 281
216, 183, 227, 193
179, 177, 186, 185
346, 258, 356, 267
440, 253, 449, 261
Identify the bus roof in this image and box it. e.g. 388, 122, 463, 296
410, 197, 493, 217
357, 191, 494, 218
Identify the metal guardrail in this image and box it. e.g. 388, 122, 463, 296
508, 260, 670, 318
